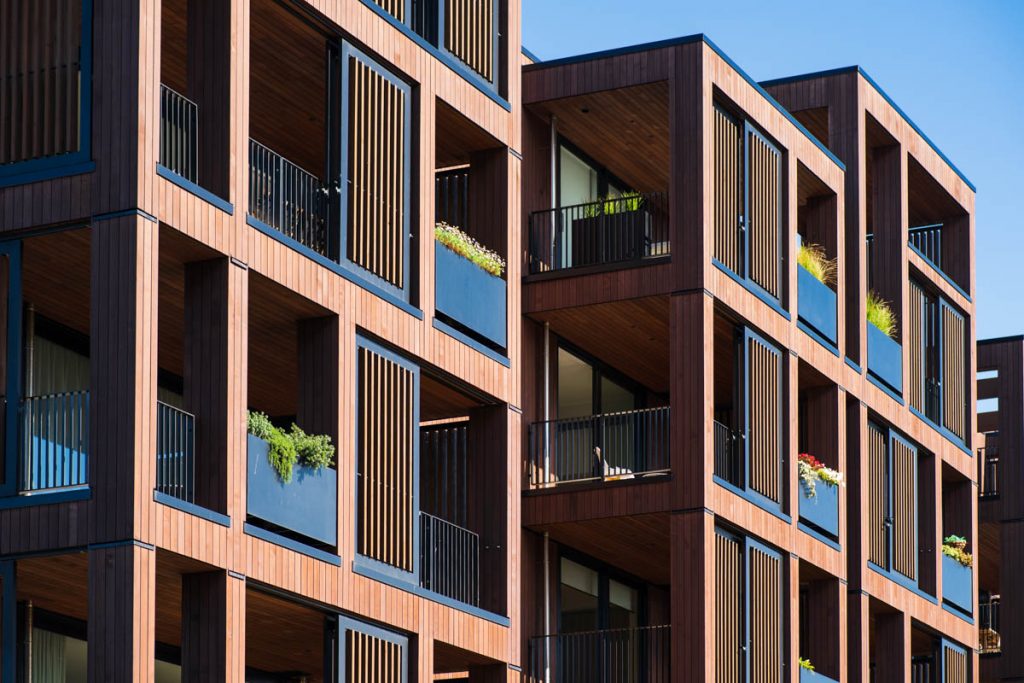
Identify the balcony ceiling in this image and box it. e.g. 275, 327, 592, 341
23, 227, 91, 337
529, 81, 670, 195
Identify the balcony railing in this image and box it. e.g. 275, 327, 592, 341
435, 168, 469, 230
713, 419, 743, 489
909, 224, 942, 270
419, 511, 479, 607
249, 139, 330, 257
527, 407, 670, 489
980, 595, 1001, 654
155, 402, 195, 504
528, 192, 670, 274
529, 625, 671, 683
20, 391, 90, 493
159, 84, 198, 183
980, 447, 999, 498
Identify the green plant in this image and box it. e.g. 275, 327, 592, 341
435, 222, 505, 277
799, 657, 815, 671
942, 534, 973, 567
583, 191, 644, 218
290, 423, 335, 470
266, 428, 298, 484
247, 410, 275, 441
944, 534, 967, 546
246, 410, 334, 483
797, 242, 836, 287
866, 291, 897, 339
798, 453, 843, 498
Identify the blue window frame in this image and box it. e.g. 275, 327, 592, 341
0, 241, 22, 498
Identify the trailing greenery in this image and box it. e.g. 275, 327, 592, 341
798, 657, 815, 672
866, 291, 898, 339
435, 222, 505, 277
942, 534, 973, 567
247, 410, 335, 483
797, 242, 836, 287
583, 191, 644, 218
797, 453, 843, 498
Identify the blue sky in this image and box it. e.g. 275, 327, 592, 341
523, 0, 1024, 340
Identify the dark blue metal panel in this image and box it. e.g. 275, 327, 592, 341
942, 554, 973, 614
0, 560, 14, 682
0, 241, 21, 498
796, 265, 838, 345
434, 242, 507, 349
798, 476, 839, 540
866, 323, 903, 394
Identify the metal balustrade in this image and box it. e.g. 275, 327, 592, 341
910, 224, 943, 269
980, 595, 1001, 654
249, 139, 330, 257
20, 391, 89, 493
527, 407, 671, 488
419, 511, 479, 607
529, 625, 671, 683
713, 419, 743, 488
159, 84, 198, 183
528, 192, 670, 274
435, 168, 470, 231
980, 447, 999, 499
155, 402, 196, 504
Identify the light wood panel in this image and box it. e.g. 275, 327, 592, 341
748, 334, 781, 504
893, 437, 917, 580
908, 280, 925, 413
942, 303, 966, 441
944, 642, 968, 683
445, 0, 493, 82
748, 130, 781, 299
750, 544, 782, 683
715, 530, 742, 683
713, 105, 742, 274
347, 628, 404, 683
868, 424, 888, 567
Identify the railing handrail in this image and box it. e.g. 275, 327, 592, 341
530, 405, 670, 428
23, 389, 90, 401
529, 192, 668, 221
156, 400, 195, 419
530, 624, 670, 641
159, 82, 198, 108
419, 509, 480, 541
419, 510, 480, 607
249, 138, 324, 188
909, 223, 943, 235
155, 400, 196, 505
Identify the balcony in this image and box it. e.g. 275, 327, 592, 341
527, 407, 671, 489
19, 391, 90, 493
248, 140, 330, 257
980, 595, 1001, 654
713, 419, 743, 489
419, 511, 479, 607
979, 446, 999, 498
528, 193, 670, 275
529, 625, 671, 683
154, 401, 195, 504
159, 84, 198, 184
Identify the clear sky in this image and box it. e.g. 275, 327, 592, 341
523, 0, 1024, 340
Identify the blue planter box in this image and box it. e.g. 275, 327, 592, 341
435, 241, 507, 349
867, 323, 903, 394
798, 477, 840, 539
246, 434, 338, 547
797, 265, 838, 345
942, 553, 973, 613
800, 668, 839, 683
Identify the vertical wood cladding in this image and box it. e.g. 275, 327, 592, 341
747, 130, 781, 299
347, 53, 408, 291
749, 544, 782, 683
908, 280, 925, 413
943, 642, 968, 683
713, 106, 742, 274
0, 0, 82, 164
747, 334, 781, 504
357, 344, 416, 572
892, 436, 917, 580
941, 302, 966, 440
445, 0, 494, 82
372, 0, 405, 23
715, 530, 742, 683
346, 628, 404, 683
868, 423, 888, 567
182, 571, 228, 682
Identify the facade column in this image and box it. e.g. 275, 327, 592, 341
670, 509, 714, 682
87, 543, 156, 682
182, 569, 246, 682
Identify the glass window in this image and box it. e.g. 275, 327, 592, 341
607, 579, 639, 629
559, 147, 599, 208
559, 558, 600, 633
557, 348, 593, 419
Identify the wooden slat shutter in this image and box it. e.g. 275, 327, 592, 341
715, 529, 743, 683
445, 0, 494, 82
357, 341, 418, 573
345, 46, 410, 293
749, 541, 783, 683
0, 0, 83, 165
908, 280, 926, 413
343, 619, 407, 683
941, 640, 968, 683
713, 106, 742, 274
745, 330, 782, 504
941, 301, 966, 441
891, 434, 917, 581
371, 0, 406, 23
747, 127, 782, 299
868, 423, 889, 568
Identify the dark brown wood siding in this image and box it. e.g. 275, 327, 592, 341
908, 279, 925, 413
892, 436, 917, 580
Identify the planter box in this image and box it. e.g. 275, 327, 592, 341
798, 478, 840, 539
943, 553, 973, 613
800, 668, 839, 683
569, 209, 649, 267
797, 265, 838, 345
247, 434, 338, 547
435, 242, 507, 349
867, 323, 903, 394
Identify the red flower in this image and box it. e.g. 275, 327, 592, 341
799, 453, 824, 470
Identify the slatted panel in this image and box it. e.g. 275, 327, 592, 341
748, 130, 781, 298
0, 0, 82, 164
346, 629, 404, 683
715, 530, 742, 683
908, 280, 926, 413
868, 424, 889, 567
357, 345, 416, 572
942, 302, 966, 440
943, 643, 967, 683
749, 544, 782, 683
444, 0, 494, 81
713, 106, 742, 273
747, 334, 781, 503
371, 0, 405, 23
892, 436, 917, 580
348, 54, 407, 290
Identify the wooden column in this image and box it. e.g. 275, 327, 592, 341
87, 544, 156, 682
670, 41, 705, 293
874, 611, 909, 683
868, 143, 905, 344
225, 260, 248, 533
182, 570, 244, 682
846, 400, 867, 588
297, 315, 341, 442
670, 509, 714, 682
467, 148, 510, 260
847, 591, 870, 683
671, 290, 713, 507
186, 0, 231, 198
467, 404, 509, 617
805, 578, 842, 680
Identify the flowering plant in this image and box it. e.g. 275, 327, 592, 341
798, 453, 843, 498
435, 222, 506, 277
942, 534, 972, 567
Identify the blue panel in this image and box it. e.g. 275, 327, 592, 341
156, 165, 234, 215
0, 241, 21, 498
246, 434, 338, 547
243, 523, 341, 566
867, 323, 903, 394
942, 554, 973, 614
796, 266, 838, 345
434, 242, 507, 349
0, 561, 14, 682
800, 669, 839, 683
798, 478, 839, 540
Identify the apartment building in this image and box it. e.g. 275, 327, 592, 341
0, 0, 520, 679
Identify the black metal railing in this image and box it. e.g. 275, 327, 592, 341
421, 424, 468, 527
435, 168, 469, 231
159, 84, 198, 183
713, 419, 743, 488
980, 595, 1001, 654
527, 407, 670, 488
19, 391, 90, 493
529, 625, 671, 683
910, 224, 943, 270
980, 447, 999, 498
529, 192, 670, 274
249, 139, 330, 257
924, 376, 941, 424
865, 233, 874, 290
155, 402, 196, 504
911, 656, 934, 683
419, 511, 479, 607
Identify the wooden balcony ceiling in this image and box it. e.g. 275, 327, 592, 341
23, 227, 91, 338
979, 521, 999, 591
434, 640, 500, 675
246, 587, 325, 680
797, 161, 832, 206
528, 81, 670, 195
16, 552, 89, 622
421, 372, 489, 422
908, 155, 966, 224
436, 98, 503, 168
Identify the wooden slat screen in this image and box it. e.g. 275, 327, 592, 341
713, 106, 742, 273
1, 0, 82, 164
357, 345, 416, 572
891, 436, 917, 580
347, 53, 408, 291
346, 629, 404, 683
444, 0, 494, 82
747, 333, 781, 503
747, 129, 781, 298
908, 280, 926, 413
942, 642, 968, 683
941, 302, 966, 441
371, 0, 405, 23
868, 424, 889, 567
749, 544, 782, 683
715, 530, 743, 683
